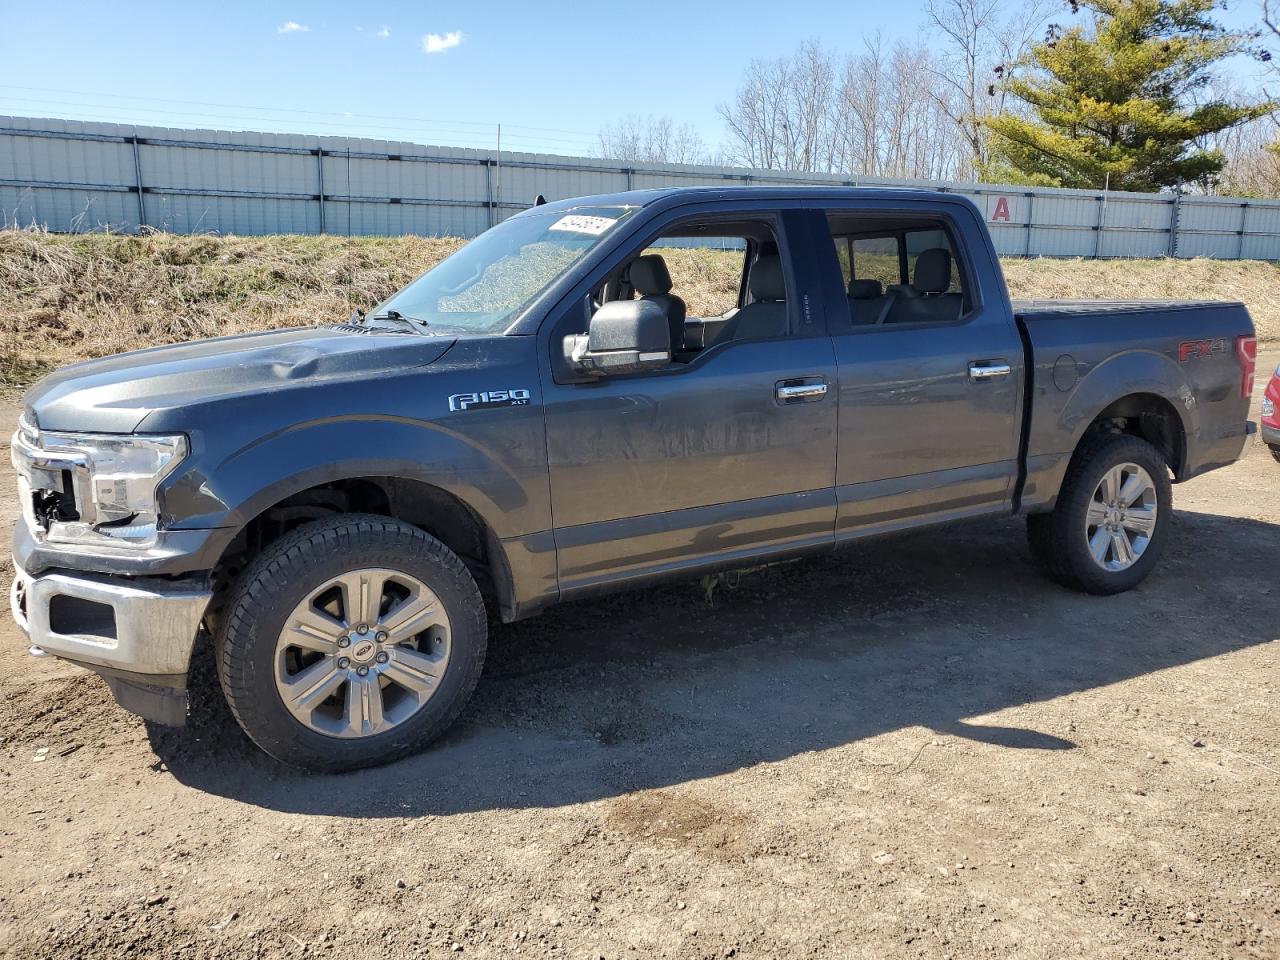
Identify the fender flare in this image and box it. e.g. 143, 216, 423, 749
165, 416, 538, 616
1056, 349, 1197, 475
173, 415, 532, 533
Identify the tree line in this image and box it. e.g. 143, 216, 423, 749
598, 0, 1280, 197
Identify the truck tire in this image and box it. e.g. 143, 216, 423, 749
1026, 434, 1172, 596
216, 514, 487, 772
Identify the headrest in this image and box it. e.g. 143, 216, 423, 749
748, 254, 785, 301
847, 278, 883, 299
628, 254, 672, 296
913, 248, 951, 295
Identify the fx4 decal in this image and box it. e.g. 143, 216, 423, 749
1178, 338, 1227, 362
448, 388, 532, 412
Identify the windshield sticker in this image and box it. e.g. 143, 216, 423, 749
547, 214, 618, 236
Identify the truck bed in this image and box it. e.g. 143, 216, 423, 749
1013, 296, 1254, 510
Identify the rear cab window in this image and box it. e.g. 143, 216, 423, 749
849, 236, 900, 292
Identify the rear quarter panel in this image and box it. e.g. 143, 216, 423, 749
1018, 301, 1254, 510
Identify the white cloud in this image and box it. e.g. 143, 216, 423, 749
376, 25, 391, 39
422, 30, 463, 54
277, 21, 310, 33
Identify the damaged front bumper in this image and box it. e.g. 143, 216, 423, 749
11, 557, 211, 726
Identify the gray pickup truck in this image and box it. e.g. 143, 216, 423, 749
11, 187, 1257, 770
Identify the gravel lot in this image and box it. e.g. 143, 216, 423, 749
1, 356, 1277, 960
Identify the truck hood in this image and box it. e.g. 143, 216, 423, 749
24, 326, 457, 434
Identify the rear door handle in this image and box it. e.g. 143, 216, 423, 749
776, 380, 828, 403
969, 361, 1011, 380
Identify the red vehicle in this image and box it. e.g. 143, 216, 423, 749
1264, 362, 1280, 463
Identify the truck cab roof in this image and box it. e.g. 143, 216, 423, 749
524, 184, 953, 216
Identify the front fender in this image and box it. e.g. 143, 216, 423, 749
163, 414, 544, 540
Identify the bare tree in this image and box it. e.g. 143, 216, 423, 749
718, 41, 840, 172
924, 0, 1052, 179
720, 35, 968, 180
1181, 73, 1278, 194
715, 10, 1048, 183
1214, 117, 1280, 195
598, 115, 710, 165
718, 55, 789, 169
1211, 1, 1280, 196
834, 37, 966, 180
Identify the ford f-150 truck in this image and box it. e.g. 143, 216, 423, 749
11, 187, 1257, 770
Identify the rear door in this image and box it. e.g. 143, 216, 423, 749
813, 201, 1025, 538
538, 206, 838, 596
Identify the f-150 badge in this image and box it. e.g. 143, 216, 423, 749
448, 389, 532, 412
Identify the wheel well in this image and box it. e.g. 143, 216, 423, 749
208, 477, 507, 631
1082, 393, 1186, 478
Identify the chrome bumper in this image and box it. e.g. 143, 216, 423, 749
11, 557, 211, 683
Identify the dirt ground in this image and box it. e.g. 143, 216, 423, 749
0, 357, 1278, 960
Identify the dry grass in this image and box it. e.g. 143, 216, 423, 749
3, 230, 1277, 386
651, 248, 746, 317
1003, 257, 1280, 340
0, 231, 463, 385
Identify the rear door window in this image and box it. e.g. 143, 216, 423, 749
820, 213, 972, 328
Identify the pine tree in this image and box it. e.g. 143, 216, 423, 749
981, 0, 1272, 191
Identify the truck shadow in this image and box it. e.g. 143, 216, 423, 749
149, 509, 1280, 815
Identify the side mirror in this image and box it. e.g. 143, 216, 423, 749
563, 300, 671, 377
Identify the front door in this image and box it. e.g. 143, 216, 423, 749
540, 209, 838, 596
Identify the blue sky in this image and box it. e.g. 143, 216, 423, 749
0, 0, 1270, 157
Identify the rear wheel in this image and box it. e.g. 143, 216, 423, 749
216, 514, 487, 771
1027, 434, 1172, 595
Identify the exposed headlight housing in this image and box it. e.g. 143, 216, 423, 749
13, 419, 187, 548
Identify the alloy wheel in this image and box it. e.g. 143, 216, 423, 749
272, 568, 451, 738
1084, 462, 1158, 572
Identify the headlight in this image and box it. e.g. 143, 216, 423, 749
18, 429, 187, 547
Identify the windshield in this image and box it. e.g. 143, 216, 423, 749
372, 205, 639, 334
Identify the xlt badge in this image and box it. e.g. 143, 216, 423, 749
448, 388, 532, 412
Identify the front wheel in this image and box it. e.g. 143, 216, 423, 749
216, 515, 487, 771
1027, 434, 1172, 595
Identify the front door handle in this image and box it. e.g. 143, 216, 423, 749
969, 361, 1012, 381
776, 381, 828, 402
